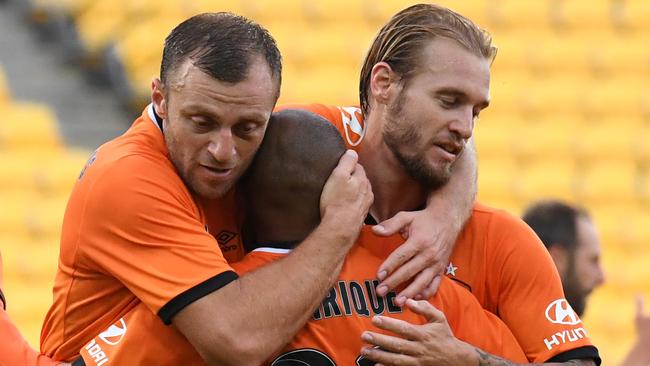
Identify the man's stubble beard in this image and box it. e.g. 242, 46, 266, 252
382, 93, 452, 191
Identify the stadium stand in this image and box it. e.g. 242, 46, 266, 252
0, 0, 647, 362
0, 61, 89, 345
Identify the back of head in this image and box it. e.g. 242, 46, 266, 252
160, 12, 282, 98
359, 3, 496, 115
522, 200, 589, 252
242, 109, 346, 245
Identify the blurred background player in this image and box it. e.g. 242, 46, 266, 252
524, 200, 650, 366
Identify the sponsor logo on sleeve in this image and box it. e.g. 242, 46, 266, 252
99, 318, 127, 346
545, 299, 581, 325
339, 106, 366, 147
82, 317, 127, 365
543, 299, 587, 350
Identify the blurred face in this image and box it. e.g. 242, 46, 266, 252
153, 57, 277, 199
383, 38, 490, 189
563, 216, 606, 316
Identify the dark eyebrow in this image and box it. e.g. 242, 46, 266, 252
181, 104, 268, 123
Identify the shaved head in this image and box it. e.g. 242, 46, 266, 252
242, 109, 346, 246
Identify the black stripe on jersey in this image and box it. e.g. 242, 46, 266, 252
152, 106, 164, 131
448, 276, 472, 292
546, 345, 601, 365
158, 270, 239, 325
0, 288, 5, 310
71, 356, 86, 366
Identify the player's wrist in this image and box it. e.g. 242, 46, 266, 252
455, 340, 481, 366
319, 210, 363, 245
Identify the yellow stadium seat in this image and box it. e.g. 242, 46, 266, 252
0, 153, 41, 192
111, 16, 176, 77
488, 0, 552, 30
73, 0, 132, 58
574, 119, 639, 161
280, 66, 359, 105
555, 0, 613, 30
303, 0, 367, 23
490, 35, 530, 74
192, 0, 244, 14
577, 159, 638, 204
517, 78, 584, 115
516, 158, 577, 202
274, 24, 374, 70
581, 79, 650, 117
477, 156, 518, 201
474, 117, 518, 159
240, 0, 305, 22
512, 115, 579, 160
524, 35, 591, 75
636, 123, 650, 164
612, 0, 650, 31
73, 0, 183, 60
0, 102, 61, 152
586, 35, 650, 77
34, 149, 89, 195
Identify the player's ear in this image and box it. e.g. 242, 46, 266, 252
547, 244, 569, 277
370, 62, 399, 107
151, 78, 167, 120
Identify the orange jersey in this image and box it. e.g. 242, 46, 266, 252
280, 103, 600, 364
77, 227, 526, 365
40, 105, 244, 362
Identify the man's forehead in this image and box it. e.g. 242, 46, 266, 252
418, 38, 490, 92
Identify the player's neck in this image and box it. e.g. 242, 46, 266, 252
359, 121, 427, 222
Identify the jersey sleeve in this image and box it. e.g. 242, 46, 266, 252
80, 155, 237, 325
276, 104, 366, 150
0, 308, 61, 366
486, 211, 600, 363
437, 278, 527, 362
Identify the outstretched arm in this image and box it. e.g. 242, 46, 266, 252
374, 139, 477, 302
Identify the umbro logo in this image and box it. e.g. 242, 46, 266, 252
216, 230, 237, 245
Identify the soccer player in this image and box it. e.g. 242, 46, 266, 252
38, 11, 474, 365
523, 200, 650, 366
72, 109, 526, 365
281, 4, 601, 365
39, 12, 372, 365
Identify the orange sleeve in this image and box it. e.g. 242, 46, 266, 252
0, 309, 61, 366
80, 154, 237, 323
276, 104, 366, 150
486, 211, 598, 362
436, 278, 527, 362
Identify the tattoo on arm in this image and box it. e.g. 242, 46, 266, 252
475, 348, 595, 366
476, 348, 517, 366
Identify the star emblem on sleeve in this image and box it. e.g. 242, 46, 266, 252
445, 262, 458, 276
